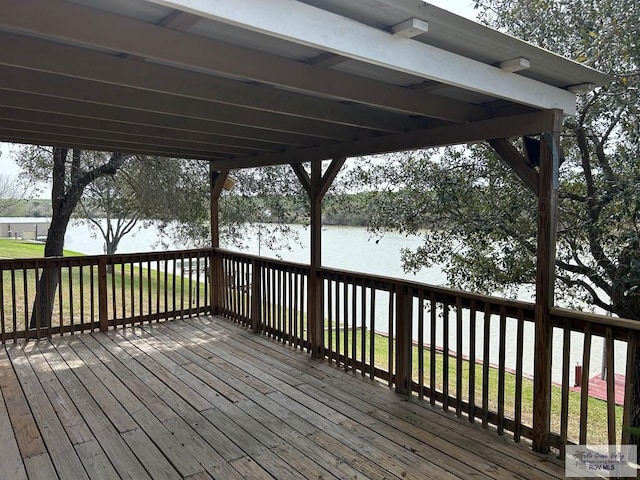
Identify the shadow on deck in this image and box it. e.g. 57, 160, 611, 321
0, 315, 566, 479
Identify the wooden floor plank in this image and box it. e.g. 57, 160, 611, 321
0, 388, 28, 480
37, 339, 153, 480
229, 456, 275, 480
51, 337, 139, 434
21, 342, 94, 446
161, 320, 277, 395
0, 315, 569, 480
134, 325, 248, 403
23, 453, 59, 480
105, 330, 214, 412
74, 439, 120, 480
79, 333, 177, 423
7, 344, 90, 480
0, 347, 46, 459
196, 317, 565, 479
120, 427, 182, 480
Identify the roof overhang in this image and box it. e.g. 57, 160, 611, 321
0, 0, 609, 170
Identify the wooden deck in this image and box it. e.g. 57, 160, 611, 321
0, 315, 567, 480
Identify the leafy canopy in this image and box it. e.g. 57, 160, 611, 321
345, 0, 640, 318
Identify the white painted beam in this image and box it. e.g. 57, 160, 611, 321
147, 0, 577, 114
391, 18, 429, 38
499, 57, 530, 73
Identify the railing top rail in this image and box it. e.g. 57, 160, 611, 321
550, 306, 640, 333
316, 263, 537, 311
0, 247, 214, 269
215, 247, 311, 271
216, 248, 640, 331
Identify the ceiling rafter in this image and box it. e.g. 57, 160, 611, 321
0, 33, 430, 134
1, 0, 485, 123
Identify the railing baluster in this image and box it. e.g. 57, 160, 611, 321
120, 262, 126, 321
98, 257, 108, 332
57, 263, 63, 336
514, 308, 524, 441
482, 308, 491, 428
387, 288, 394, 387
456, 296, 463, 417
417, 291, 424, 398
335, 278, 341, 367
344, 279, 350, 372
429, 292, 436, 407
361, 279, 366, 378
22, 265, 29, 337
19, 265, 28, 338
11, 267, 17, 341
33, 264, 39, 339
579, 323, 592, 444
351, 278, 357, 374
622, 331, 638, 445
327, 278, 333, 362
498, 306, 506, 435
369, 287, 376, 380
605, 327, 616, 446
293, 270, 299, 346
130, 258, 135, 322
559, 319, 570, 457
79, 264, 84, 331
144, 258, 150, 320
442, 297, 449, 411
139, 256, 144, 322
68, 263, 74, 334
469, 300, 477, 423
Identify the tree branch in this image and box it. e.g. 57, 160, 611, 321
557, 275, 612, 313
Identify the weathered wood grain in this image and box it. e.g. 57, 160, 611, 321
0, 315, 568, 479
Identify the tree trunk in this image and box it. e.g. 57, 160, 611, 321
29, 203, 73, 328
28, 148, 127, 329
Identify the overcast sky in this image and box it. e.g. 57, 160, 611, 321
0, 0, 478, 179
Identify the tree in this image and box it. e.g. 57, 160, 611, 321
15, 146, 129, 327
0, 173, 26, 217
344, 0, 640, 442
135, 158, 307, 255
77, 159, 145, 257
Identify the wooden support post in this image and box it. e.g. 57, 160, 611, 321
395, 284, 413, 394
209, 164, 229, 316
251, 258, 261, 332
308, 160, 324, 356
98, 256, 108, 332
291, 157, 345, 357
532, 110, 562, 453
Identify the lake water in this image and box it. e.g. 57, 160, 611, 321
2, 218, 624, 383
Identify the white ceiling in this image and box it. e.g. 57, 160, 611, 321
0, 0, 609, 169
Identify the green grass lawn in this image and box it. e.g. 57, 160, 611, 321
0, 238, 83, 258
1, 242, 208, 333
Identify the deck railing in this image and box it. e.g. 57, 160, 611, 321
213, 248, 638, 453
0, 249, 211, 341
1, 248, 636, 453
